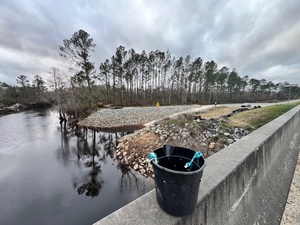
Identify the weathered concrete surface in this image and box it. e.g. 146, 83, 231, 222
93, 105, 300, 225
281, 152, 300, 224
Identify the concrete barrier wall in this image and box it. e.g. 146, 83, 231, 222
94, 105, 300, 225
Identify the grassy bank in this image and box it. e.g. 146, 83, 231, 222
228, 102, 300, 130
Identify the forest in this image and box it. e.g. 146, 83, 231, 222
0, 29, 299, 121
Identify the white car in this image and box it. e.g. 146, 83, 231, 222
241, 103, 251, 107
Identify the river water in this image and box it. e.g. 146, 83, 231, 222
0, 108, 154, 225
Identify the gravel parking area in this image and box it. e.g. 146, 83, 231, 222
78, 105, 208, 130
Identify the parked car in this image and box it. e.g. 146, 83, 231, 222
241, 102, 251, 107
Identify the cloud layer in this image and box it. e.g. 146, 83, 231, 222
1, 0, 299, 85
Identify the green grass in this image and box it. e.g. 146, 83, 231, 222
158, 101, 300, 132
228, 101, 300, 130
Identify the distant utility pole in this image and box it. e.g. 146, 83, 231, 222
283, 84, 298, 103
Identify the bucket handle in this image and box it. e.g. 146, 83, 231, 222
184, 151, 202, 169
147, 152, 158, 164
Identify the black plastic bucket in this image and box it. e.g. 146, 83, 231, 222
151, 145, 206, 217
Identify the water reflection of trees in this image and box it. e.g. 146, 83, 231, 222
72, 130, 104, 197
99, 132, 118, 159
57, 127, 150, 197
58, 126, 71, 166
118, 164, 147, 195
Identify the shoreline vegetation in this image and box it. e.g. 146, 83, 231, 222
0, 101, 52, 115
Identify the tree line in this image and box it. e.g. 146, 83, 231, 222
1, 29, 299, 121
0, 75, 49, 106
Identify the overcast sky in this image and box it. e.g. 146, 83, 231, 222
0, 0, 300, 86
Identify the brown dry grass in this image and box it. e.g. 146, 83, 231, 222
227, 109, 263, 128
197, 106, 238, 119
125, 132, 161, 155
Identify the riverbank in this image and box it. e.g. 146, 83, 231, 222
77, 104, 252, 177
0, 101, 52, 115
115, 106, 250, 177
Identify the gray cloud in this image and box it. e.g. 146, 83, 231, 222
0, 0, 299, 86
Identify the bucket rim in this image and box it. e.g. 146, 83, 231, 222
152, 155, 206, 175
